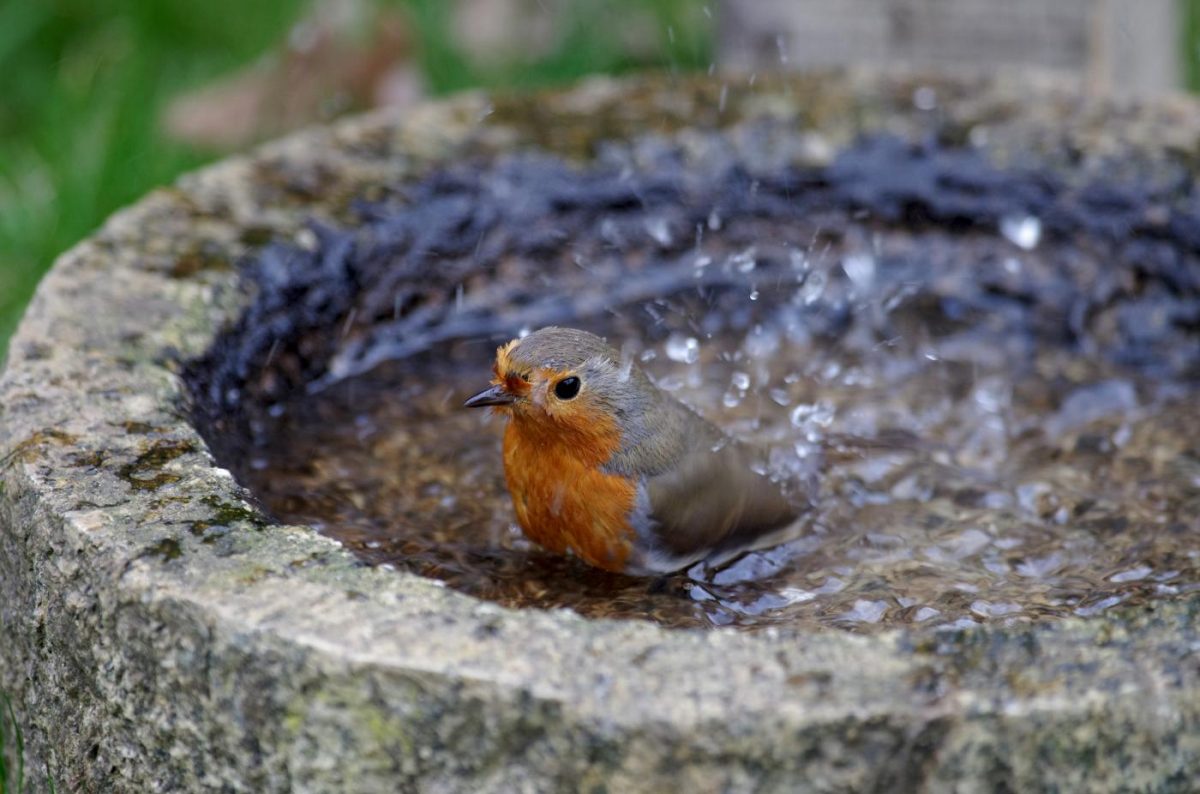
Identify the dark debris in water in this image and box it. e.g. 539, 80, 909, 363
185, 128, 1200, 633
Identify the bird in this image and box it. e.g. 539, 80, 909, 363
464, 326, 802, 575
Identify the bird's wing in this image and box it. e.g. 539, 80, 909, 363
639, 433, 801, 571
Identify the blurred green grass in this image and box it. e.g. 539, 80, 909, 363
0, 0, 710, 355
1187, 0, 1200, 92
1, 691, 24, 794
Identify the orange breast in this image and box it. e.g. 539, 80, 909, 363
502, 418, 637, 572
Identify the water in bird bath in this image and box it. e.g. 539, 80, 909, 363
189, 130, 1200, 632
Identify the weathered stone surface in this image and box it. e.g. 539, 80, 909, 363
2, 71, 1200, 792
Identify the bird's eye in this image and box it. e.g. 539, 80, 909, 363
554, 376, 581, 400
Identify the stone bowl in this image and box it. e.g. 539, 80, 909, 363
2, 72, 1200, 792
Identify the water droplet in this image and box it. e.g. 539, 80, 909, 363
730, 246, 757, 273
800, 271, 827, 305
912, 85, 938, 111
731, 372, 751, 391
769, 388, 791, 406
1000, 215, 1042, 250
639, 349, 657, 362
645, 217, 673, 247
295, 228, 318, 250
665, 334, 700, 364
790, 403, 834, 429
722, 389, 742, 408
914, 607, 941, 622
842, 252, 876, 293
707, 210, 722, 231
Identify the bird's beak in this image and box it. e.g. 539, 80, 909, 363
463, 384, 516, 408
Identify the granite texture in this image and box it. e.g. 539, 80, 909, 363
2, 71, 1200, 792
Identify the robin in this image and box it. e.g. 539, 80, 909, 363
464, 326, 801, 575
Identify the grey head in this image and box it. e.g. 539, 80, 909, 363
465, 327, 659, 423
504, 327, 623, 375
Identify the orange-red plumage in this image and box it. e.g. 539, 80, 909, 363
503, 415, 636, 571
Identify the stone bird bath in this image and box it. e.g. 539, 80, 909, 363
2, 72, 1200, 791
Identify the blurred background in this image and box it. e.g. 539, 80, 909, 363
1, 0, 1199, 353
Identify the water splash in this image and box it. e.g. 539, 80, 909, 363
1000, 215, 1042, 250
189, 132, 1200, 634
665, 334, 700, 364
